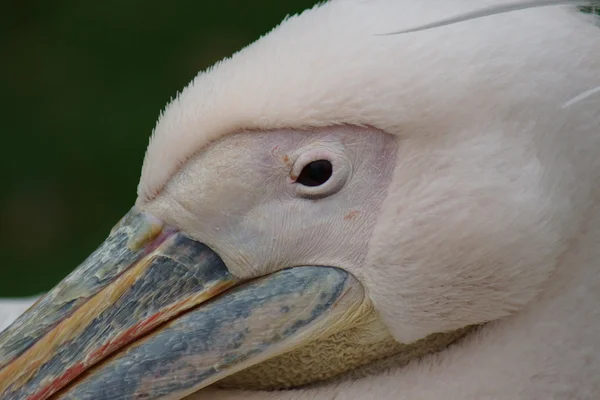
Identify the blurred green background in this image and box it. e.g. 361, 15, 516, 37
1, 3, 598, 297
0, 1, 317, 297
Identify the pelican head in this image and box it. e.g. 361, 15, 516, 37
1, 1, 599, 399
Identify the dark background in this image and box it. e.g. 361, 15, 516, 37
1, 3, 597, 297
1, 1, 317, 297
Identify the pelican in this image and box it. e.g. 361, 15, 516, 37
1, 1, 599, 399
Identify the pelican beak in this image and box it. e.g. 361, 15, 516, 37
0, 208, 361, 400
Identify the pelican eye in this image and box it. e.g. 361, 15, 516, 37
296, 160, 333, 187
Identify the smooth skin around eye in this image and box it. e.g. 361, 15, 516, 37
143, 126, 398, 281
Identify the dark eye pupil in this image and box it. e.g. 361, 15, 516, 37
296, 160, 333, 187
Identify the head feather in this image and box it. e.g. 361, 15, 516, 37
137, 0, 599, 204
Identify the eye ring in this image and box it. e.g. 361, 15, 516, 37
291, 150, 350, 199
